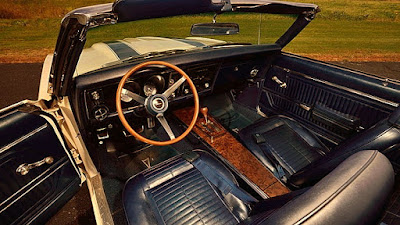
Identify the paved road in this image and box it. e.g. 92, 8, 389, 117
0, 61, 399, 224
0, 63, 42, 108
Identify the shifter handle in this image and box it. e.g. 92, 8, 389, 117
200, 107, 209, 124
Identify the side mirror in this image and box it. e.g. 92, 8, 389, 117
191, 23, 239, 36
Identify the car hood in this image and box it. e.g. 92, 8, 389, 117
75, 37, 226, 76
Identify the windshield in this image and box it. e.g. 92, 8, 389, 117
76, 12, 296, 75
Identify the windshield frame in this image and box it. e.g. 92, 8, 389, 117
48, 0, 319, 97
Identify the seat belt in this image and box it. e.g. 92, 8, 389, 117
189, 157, 258, 204
253, 133, 287, 180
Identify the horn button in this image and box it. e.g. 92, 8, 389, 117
146, 94, 169, 115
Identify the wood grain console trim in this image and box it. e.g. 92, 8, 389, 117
174, 107, 289, 197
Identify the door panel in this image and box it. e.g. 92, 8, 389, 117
0, 104, 81, 225
260, 54, 400, 145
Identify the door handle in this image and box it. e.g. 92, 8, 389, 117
16, 156, 54, 176
272, 76, 287, 88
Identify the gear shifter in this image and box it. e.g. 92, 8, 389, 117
200, 107, 209, 124
195, 106, 223, 143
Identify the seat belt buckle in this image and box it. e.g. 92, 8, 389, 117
277, 165, 287, 182
182, 151, 200, 162
253, 133, 266, 144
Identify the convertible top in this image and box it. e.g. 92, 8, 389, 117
231, 0, 319, 14
64, 0, 319, 24
113, 0, 319, 22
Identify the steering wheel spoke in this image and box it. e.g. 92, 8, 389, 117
121, 88, 146, 105
163, 76, 186, 98
156, 113, 176, 140
116, 61, 199, 146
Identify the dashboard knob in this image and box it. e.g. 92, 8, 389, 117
91, 91, 101, 100
250, 68, 259, 77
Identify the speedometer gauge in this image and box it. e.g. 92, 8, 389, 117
143, 83, 157, 96
143, 75, 165, 96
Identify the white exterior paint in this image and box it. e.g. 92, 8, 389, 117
74, 36, 226, 76
38, 55, 53, 101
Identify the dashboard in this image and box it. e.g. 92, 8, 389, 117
83, 62, 220, 123
71, 44, 281, 152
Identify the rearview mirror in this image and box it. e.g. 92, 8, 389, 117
191, 23, 239, 36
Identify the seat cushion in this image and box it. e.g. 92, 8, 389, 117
239, 116, 327, 178
123, 151, 255, 225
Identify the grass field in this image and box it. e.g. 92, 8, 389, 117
0, 0, 399, 63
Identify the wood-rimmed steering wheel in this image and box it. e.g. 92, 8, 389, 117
116, 61, 199, 146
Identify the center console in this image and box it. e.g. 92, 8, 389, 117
174, 106, 289, 197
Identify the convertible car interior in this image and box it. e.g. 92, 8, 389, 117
71, 48, 400, 224
1, 0, 400, 225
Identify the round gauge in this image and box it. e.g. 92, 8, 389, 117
121, 81, 141, 103
149, 75, 165, 90
143, 75, 165, 97
143, 82, 157, 96
121, 94, 132, 103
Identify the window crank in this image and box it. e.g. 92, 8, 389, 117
272, 76, 287, 88
16, 156, 54, 176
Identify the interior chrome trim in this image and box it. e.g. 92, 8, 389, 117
272, 76, 287, 88
86, 174, 115, 225
0, 124, 47, 154
302, 74, 398, 108
299, 103, 311, 111
0, 100, 28, 114
16, 156, 55, 176
0, 160, 69, 213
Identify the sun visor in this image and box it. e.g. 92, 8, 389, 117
113, 0, 224, 22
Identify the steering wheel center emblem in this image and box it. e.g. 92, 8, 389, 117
145, 94, 169, 115
152, 98, 165, 110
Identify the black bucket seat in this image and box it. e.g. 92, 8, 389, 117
239, 107, 400, 188
123, 150, 393, 225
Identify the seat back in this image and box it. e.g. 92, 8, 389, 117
334, 107, 400, 156
256, 151, 394, 225
123, 151, 255, 225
